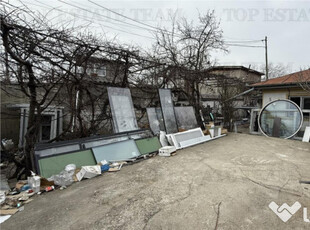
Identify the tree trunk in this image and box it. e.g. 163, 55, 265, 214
24, 66, 38, 172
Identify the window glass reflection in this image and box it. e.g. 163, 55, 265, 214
259, 100, 303, 139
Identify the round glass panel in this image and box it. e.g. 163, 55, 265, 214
258, 99, 303, 139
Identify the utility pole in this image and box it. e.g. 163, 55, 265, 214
265, 36, 269, 80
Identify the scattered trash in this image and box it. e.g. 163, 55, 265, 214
75, 165, 101, 181
0, 209, 18, 215
20, 184, 30, 191
0, 191, 5, 205
0, 215, 11, 224
40, 177, 54, 187
28, 172, 41, 193
8, 190, 19, 196
100, 160, 108, 165
45, 186, 55, 192
108, 162, 124, 172
23, 198, 33, 204
15, 181, 27, 191
18, 195, 29, 201
100, 164, 110, 173
0, 173, 10, 192
48, 164, 76, 187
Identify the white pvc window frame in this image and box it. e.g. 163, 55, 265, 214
258, 99, 304, 139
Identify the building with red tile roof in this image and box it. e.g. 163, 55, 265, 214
252, 69, 310, 88
249, 68, 310, 138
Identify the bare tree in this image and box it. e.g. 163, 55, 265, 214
0, 3, 121, 171
1, 2, 161, 174
150, 11, 227, 127
217, 75, 246, 130
297, 67, 310, 93
252, 62, 292, 80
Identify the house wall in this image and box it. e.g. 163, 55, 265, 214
207, 69, 261, 85
199, 68, 262, 118
262, 88, 310, 106
260, 87, 310, 138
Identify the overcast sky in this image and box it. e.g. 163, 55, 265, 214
9, 0, 310, 73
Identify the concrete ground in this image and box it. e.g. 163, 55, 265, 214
2, 133, 310, 230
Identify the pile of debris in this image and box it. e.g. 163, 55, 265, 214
0, 160, 126, 223
0, 87, 228, 223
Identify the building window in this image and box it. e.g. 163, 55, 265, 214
289, 96, 310, 139
304, 98, 310, 110
290, 97, 301, 107
289, 96, 310, 110
84, 64, 106, 77
96, 65, 106, 77
40, 115, 52, 141
13, 106, 63, 147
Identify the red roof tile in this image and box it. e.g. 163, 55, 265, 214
251, 69, 310, 87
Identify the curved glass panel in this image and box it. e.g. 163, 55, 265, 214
259, 100, 303, 139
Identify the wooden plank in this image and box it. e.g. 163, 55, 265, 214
0, 209, 18, 215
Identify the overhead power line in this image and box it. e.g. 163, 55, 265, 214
225, 44, 265, 48
31, 0, 156, 40
25, 0, 266, 48
11, 1, 267, 51
23, 0, 155, 40
58, 0, 192, 39
57, 0, 158, 33
88, 0, 159, 31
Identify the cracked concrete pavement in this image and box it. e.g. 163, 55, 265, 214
2, 133, 310, 230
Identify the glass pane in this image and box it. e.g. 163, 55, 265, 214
304, 98, 310, 109
108, 87, 138, 133
290, 97, 301, 107
158, 89, 178, 134
35, 144, 81, 157
155, 108, 165, 131
259, 100, 303, 138
146, 108, 165, 135
92, 139, 140, 162
38, 150, 96, 178
41, 116, 52, 141
146, 108, 160, 135
174, 106, 198, 130
41, 126, 51, 141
